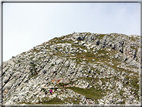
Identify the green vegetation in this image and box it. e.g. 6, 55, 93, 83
5, 66, 10, 71
41, 88, 47, 93
17, 101, 32, 104
97, 34, 105, 40
59, 83, 69, 87
21, 52, 26, 55
51, 64, 54, 66
129, 75, 139, 100
131, 36, 136, 41
121, 74, 139, 100
131, 78, 139, 89
49, 34, 72, 44
79, 77, 99, 86
30, 57, 34, 60
75, 48, 111, 64
58, 80, 77, 88
100, 77, 110, 85
29, 63, 38, 77
17, 60, 21, 63
131, 46, 138, 53
66, 87, 104, 103
38, 97, 64, 104
13, 68, 16, 71
131, 46, 136, 50
32, 48, 41, 53
119, 89, 125, 97
85, 32, 92, 36
64, 97, 80, 104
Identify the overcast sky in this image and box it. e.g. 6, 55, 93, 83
3, 3, 140, 61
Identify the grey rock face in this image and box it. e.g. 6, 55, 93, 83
1, 32, 140, 105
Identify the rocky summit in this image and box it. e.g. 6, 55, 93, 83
1, 32, 141, 105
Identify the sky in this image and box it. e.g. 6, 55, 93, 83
3, 3, 140, 62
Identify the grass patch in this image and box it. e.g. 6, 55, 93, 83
59, 83, 69, 87
130, 76, 139, 89
75, 48, 111, 64
18, 97, 64, 104
79, 77, 99, 86
66, 87, 104, 103
97, 34, 105, 40
123, 75, 139, 100
131, 36, 136, 41
38, 97, 64, 104
49, 34, 72, 44
64, 97, 80, 104
13, 68, 16, 71
129, 75, 139, 100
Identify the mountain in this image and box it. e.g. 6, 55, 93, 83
1, 32, 141, 105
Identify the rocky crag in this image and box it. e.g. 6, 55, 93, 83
1, 32, 141, 105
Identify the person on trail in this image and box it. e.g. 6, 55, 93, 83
49, 89, 53, 95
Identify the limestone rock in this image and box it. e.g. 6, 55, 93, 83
1, 32, 140, 105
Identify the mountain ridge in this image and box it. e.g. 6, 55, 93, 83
1, 32, 140, 105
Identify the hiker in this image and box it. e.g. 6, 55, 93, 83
49, 89, 53, 95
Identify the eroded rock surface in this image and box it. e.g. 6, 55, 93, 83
1, 32, 141, 105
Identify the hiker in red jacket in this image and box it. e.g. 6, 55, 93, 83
49, 89, 53, 95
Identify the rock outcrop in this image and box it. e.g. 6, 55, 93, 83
1, 32, 141, 105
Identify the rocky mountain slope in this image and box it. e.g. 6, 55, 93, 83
1, 32, 141, 105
